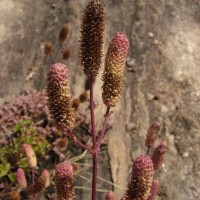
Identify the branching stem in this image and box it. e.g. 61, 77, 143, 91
96, 107, 110, 151
89, 78, 98, 200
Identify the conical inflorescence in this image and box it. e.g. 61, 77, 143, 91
152, 141, 167, 170
80, 0, 105, 79
102, 32, 129, 107
46, 63, 76, 132
125, 155, 154, 200
55, 162, 74, 200
145, 122, 160, 149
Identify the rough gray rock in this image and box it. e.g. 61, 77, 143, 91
1, 0, 200, 199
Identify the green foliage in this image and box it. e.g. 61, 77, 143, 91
0, 119, 50, 182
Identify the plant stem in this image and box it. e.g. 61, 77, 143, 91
32, 168, 35, 184
66, 130, 95, 154
146, 147, 150, 155
73, 139, 95, 155
90, 78, 96, 147
96, 107, 110, 151
89, 78, 97, 200
92, 151, 97, 200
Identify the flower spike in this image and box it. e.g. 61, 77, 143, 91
152, 141, 167, 170
124, 155, 154, 200
145, 122, 160, 149
55, 162, 74, 200
80, 0, 105, 79
102, 32, 129, 107
46, 63, 76, 132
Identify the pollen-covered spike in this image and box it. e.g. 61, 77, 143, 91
145, 122, 160, 149
46, 63, 76, 132
125, 155, 154, 200
102, 32, 129, 107
55, 162, 74, 200
152, 141, 167, 170
80, 0, 105, 79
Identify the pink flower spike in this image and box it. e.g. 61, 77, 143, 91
152, 141, 167, 170
125, 155, 154, 200
22, 144, 37, 168
41, 169, 51, 188
102, 32, 129, 107
105, 191, 115, 200
16, 168, 27, 189
55, 162, 74, 200
145, 122, 160, 149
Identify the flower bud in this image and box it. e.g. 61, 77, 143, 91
152, 141, 167, 170
46, 63, 76, 132
8, 191, 21, 200
55, 162, 74, 200
79, 91, 88, 103
105, 191, 115, 200
63, 48, 71, 59
44, 42, 53, 55
28, 176, 46, 195
59, 24, 69, 44
102, 32, 129, 107
41, 169, 51, 188
80, 0, 105, 78
145, 122, 160, 149
125, 155, 154, 200
16, 168, 27, 189
147, 180, 159, 200
22, 144, 37, 168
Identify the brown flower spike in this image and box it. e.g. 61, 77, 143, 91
125, 155, 154, 200
46, 63, 76, 132
59, 24, 69, 44
152, 141, 167, 170
80, 0, 105, 79
28, 176, 46, 195
44, 42, 53, 55
145, 122, 160, 149
55, 162, 74, 200
102, 32, 129, 107
8, 191, 21, 200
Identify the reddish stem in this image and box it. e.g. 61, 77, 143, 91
32, 168, 35, 184
96, 107, 110, 151
90, 78, 96, 147
92, 151, 97, 200
66, 131, 95, 154
73, 139, 95, 155
89, 78, 97, 200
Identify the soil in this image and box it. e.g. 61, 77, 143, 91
1, 0, 200, 199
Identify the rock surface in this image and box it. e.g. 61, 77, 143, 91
1, 0, 200, 199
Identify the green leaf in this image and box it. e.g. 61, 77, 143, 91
0, 163, 11, 178
8, 172, 16, 183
